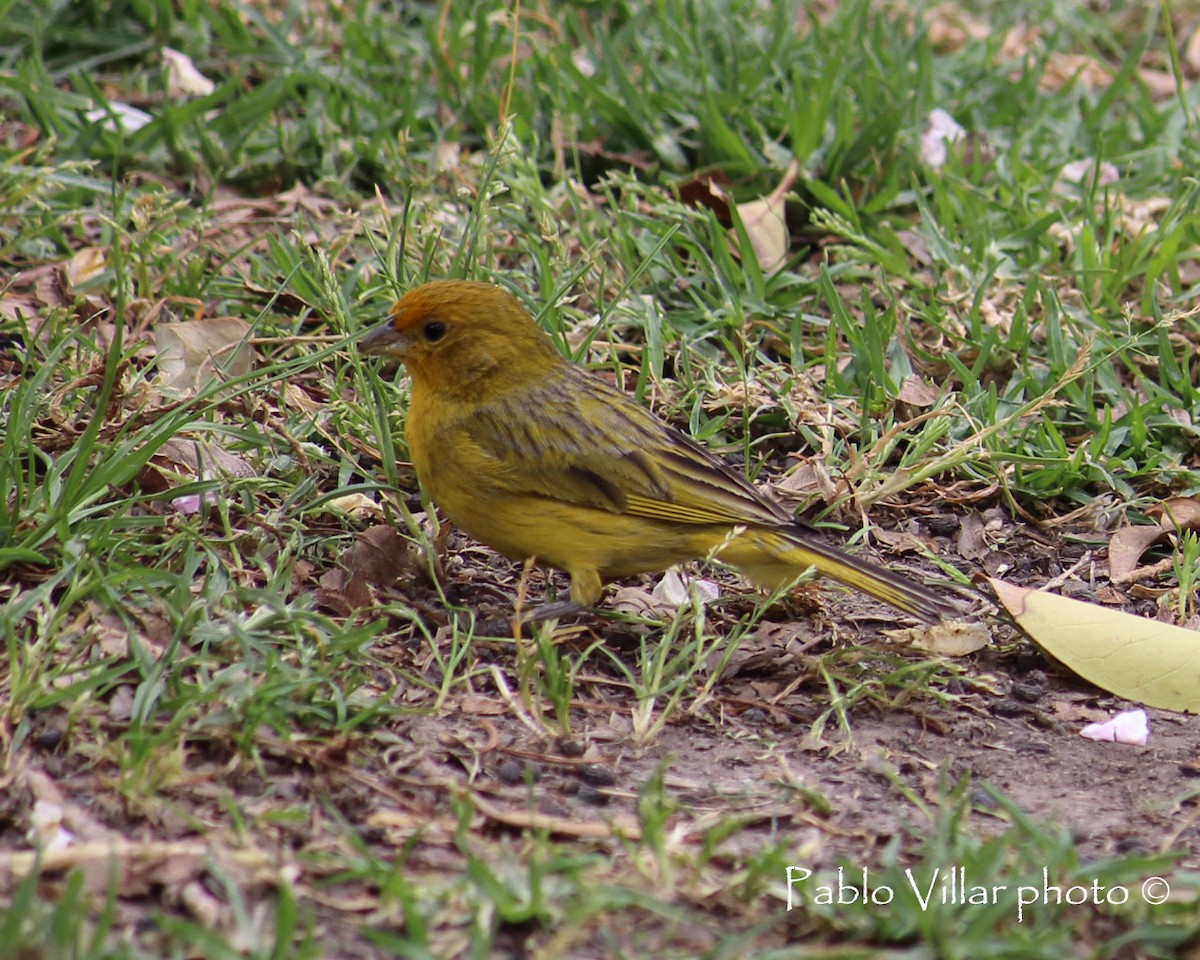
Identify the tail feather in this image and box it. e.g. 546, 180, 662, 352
720, 527, 958, 622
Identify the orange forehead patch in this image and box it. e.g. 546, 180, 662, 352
387, 280, 485, 331
387, 287, 438, 331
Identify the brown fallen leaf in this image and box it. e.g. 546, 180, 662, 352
861, 529, 921, 557
769, 459, 843, 503
154, 316, 253, 394
145, 437, 256, 486
924, 3, 990, 52
137, 436, 256, 514
1108, 525, 1170, 583
676, 169, 733, 225
1138, 67, 1180, 101
459, 694, 508, 716
896, 376, 942, 407
318, 524, 420, 613
956, 512, 990, 561
885, 620, 991, 656
1186, 20, 1200, 74
1049, 697, 1112, 725
1153, 497, 1200, 529
1039, 52, 1113, 92
64, 247, 108, 291
733, 158, 801, 271
1108, 496, 1200, 583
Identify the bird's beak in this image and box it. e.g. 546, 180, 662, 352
358, 318, 407, 357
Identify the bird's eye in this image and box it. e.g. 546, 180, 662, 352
423, 321, 447, 342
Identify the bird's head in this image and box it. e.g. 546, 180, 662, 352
359, 280, 561, 395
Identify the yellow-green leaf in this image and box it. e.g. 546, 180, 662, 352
989, 578, 1200, 712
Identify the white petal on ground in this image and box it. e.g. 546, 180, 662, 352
1080, 709, 1149, 746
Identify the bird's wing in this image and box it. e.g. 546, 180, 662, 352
466, 367, 793, 528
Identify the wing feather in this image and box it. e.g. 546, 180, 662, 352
465, 366, 791, 529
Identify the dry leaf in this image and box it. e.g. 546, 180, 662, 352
1138, 68, 1180, 101
180, 880, 223, 927
677, 170, 733, 225
318, 525, 419, 613
609, 568, 719, 617
1001, 23, 1041, 59
728, 158, 800, 272
282, 382, 324, 415
1186, 20, 1200, 73
652, 568, 719, 607
1154, 497, 1200, 529
64, 247, 108, 291
324, 493, 385, 520
1049, 698, 1111, 724
434, 141, 462, 174
137, 437, 256, 515
459, 694, 507, 716
977, 295, 1013, 333
956, 512, 990, 561
869, 527, 929, 555
885, 620, 991, 656
1108, 496, 1200, 582
736, 197, 789, 271
155, 317, 253, 393
681, 161, 803, 271
139, 437, 254, 489
1108, 525, 1170, 582
1040, 53, 1112, 91
896, 229, 932, 266
27, 801, 74, 853
925, 4, 991, 51
0, 264, 68, 323
107, 686, 136, 723
155, 437, 256, 481
609, 583, 666, 617
896, 376, 941, 407
771, 459, 842, 503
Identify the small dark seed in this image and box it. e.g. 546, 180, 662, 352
577, 783, 610, 806
1013, 650, 1046, 672
577, 763, 615, 787
555, 737, 585, 758
33, 729, 64, 751
1010, 681, 1044, 703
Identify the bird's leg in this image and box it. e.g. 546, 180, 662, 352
514, 599, 583, 628
471, 559, 589, 637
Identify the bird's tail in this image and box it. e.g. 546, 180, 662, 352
719, 526, 958, 622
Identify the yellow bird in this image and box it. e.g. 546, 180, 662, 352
359, 280, 955, 621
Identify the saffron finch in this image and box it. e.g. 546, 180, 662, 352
360, 280, 954, 621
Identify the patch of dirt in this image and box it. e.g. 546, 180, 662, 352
4, 511, 1197, 955
388, 643, 1198, 872
320, 509, 1200, 877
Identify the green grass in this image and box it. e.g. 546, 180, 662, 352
2, 0, 1200, 956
